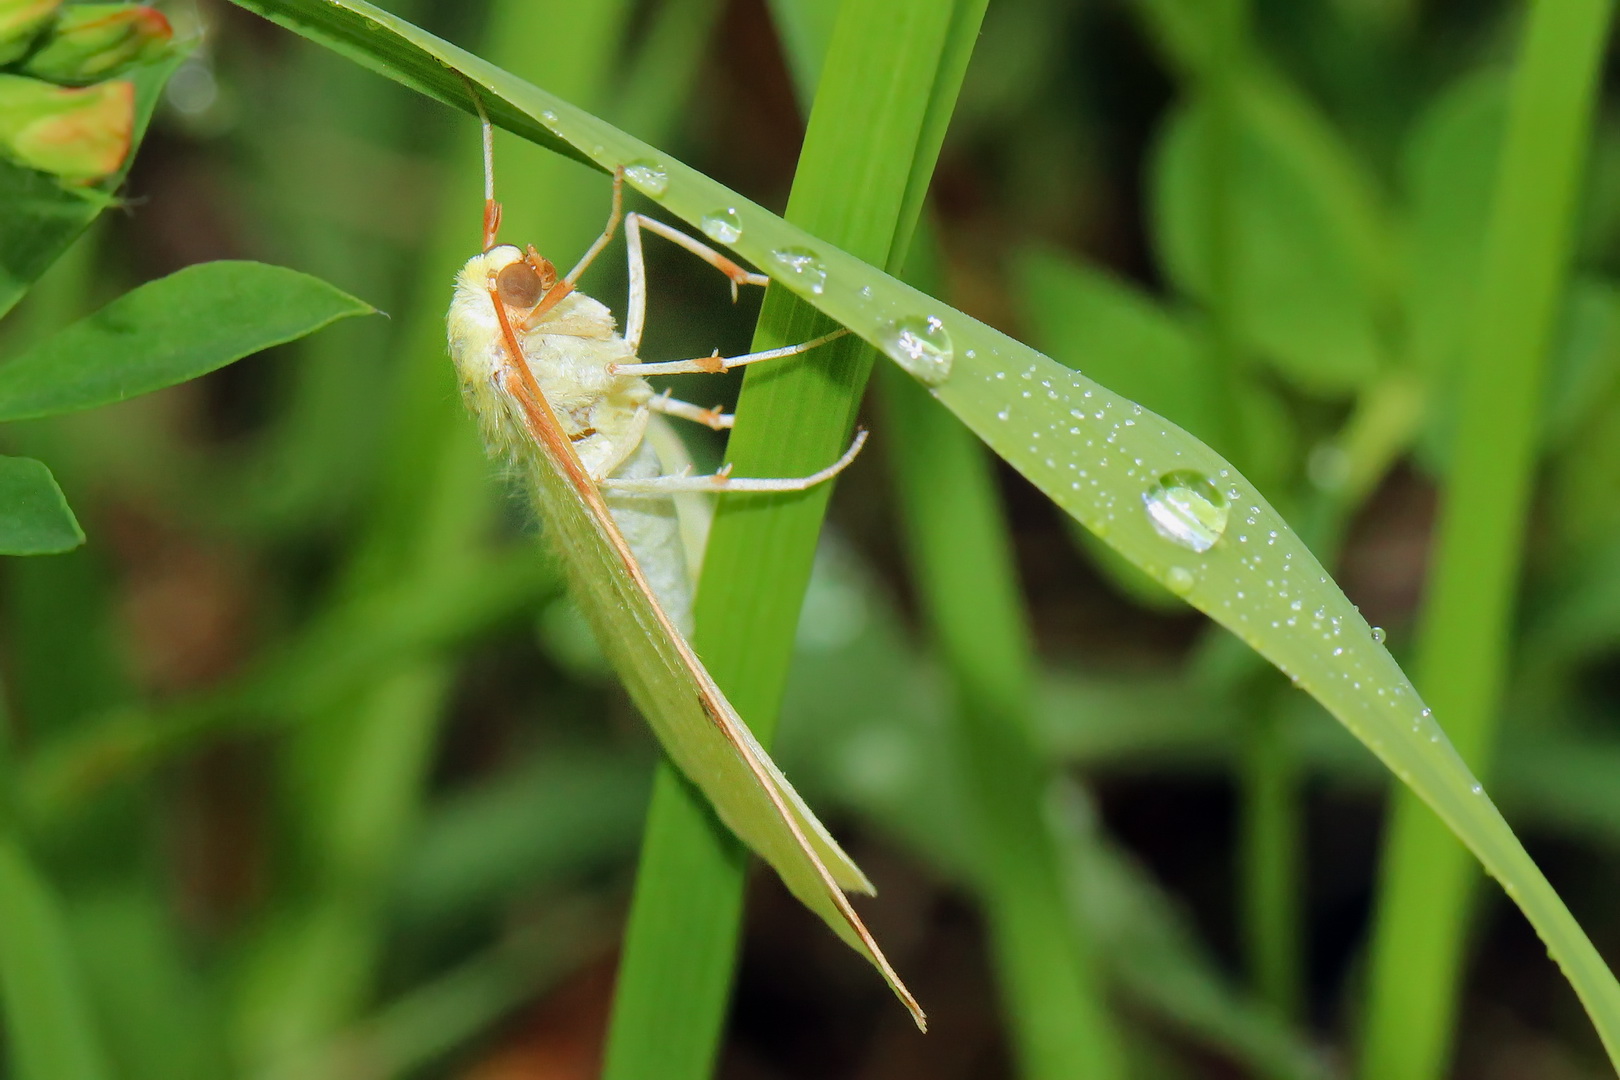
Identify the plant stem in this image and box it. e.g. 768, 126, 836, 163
603, 2, 976, 1075
1359, 2, 1616, 1077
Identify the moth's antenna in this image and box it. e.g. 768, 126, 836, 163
465, 80, 501, 251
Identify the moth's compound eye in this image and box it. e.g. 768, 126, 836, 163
497, 260, 544, 309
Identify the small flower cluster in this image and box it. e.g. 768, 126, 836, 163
0, 0, 171, 183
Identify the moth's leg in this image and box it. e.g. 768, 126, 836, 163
645, 390, 734, 431
599, 430, 867, 495
583, 406, 654, 483
611, 328, 847, 378
561, 166, 626, 286
622, 213, 768, 354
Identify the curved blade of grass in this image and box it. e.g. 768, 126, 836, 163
0, 261, 373, 421
0, 456, 82, 554
220, 0, 1620, 1059
1359, 2, 1617, 1077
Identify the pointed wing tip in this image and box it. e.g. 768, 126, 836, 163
904, 994, 928, 1032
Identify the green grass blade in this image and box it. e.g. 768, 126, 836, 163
861, 0, 1126, 1057
0, 455, 82, 554
1359, 2, 1619, 1077
0, 261, 373, 421
0, 836, 112, 1080
605, 2, 968, 1073
217, 0, 1620, 1063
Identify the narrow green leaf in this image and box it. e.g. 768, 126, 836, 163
1017, 247, 1216, 440
607, 0, 967, 1069
0, 836, 113, 1080
1152, 77, 1393, 396
220, 0, 1620, 1064
0, 455, 82, 554
0, 260, 373, 421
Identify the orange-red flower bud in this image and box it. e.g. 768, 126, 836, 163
0, 73, 132, 181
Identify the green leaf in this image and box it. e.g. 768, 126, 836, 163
0, 837, 113, 1080
220, 0, 1620, 1064
0, 454, 82, 554
606, 0, 975, 1066
1401, 71, 1505, 381
0, 261, 374, 421
1152, 76, 1394, 396
1016, 246, 1218, 442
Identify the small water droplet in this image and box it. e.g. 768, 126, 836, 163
1142, 470, 1230, 553
539, 109, 559, 127
701, 208, 743, 244
1165, 566, 1196, 596
880, 314, 954, 385
771, 246, 826, 294
1371, 626, 1387, 645
623, 160, 668, 196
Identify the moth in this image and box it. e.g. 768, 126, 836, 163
444, 107, 923, 1028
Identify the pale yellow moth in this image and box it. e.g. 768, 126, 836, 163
444, 105, 924, 1028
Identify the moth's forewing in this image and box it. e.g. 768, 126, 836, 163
485, 299, 922, 1027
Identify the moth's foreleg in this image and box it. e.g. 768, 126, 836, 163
645, 391, 734, 431
561, 166, 626, 287
598, 429, 867, 496
612, 328, 848, 378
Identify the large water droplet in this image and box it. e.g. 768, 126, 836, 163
1142, 470, 1229, 553
881, 314, 954, 385
701, 208, 742, 244
623, 160, 668, 196
771, 246, 827, 294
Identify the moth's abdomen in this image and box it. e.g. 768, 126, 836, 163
604, 439, 695, 634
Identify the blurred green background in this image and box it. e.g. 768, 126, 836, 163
4, 0, 1620, 1077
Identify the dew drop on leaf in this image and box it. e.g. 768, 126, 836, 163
623, 160, 668, 196
771, 246, 827, 294
881, 314, 953, 385
1142, 470, 1229, 553
1165, 566, 1196, 595
701, 208, 742, 244
1371, 625, 1387, 644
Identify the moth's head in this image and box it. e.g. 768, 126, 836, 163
463, 244, 559, 315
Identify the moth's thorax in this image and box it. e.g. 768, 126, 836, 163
447, 244, 653, 481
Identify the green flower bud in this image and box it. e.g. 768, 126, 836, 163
0, 0, 60, 65
0, 73, 131, 181
20, 4, 170, 85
